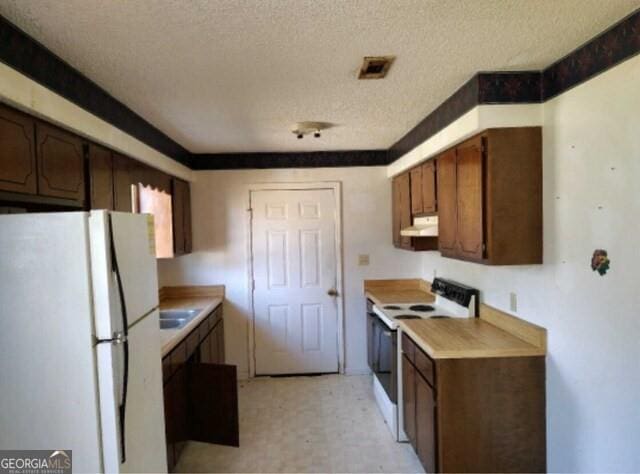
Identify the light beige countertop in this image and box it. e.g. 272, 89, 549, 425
399, 318, 546, 359
364, 278, 434, 306
158, 285, 224, 357
364, 278, 547, 360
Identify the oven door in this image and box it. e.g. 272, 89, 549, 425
369, 312, 397, 403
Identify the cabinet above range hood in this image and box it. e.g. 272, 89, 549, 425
401, 216, 438, 237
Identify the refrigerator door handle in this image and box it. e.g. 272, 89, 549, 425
95, 331, 128, 345
108, 214, 130, 465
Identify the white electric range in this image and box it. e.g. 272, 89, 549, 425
367, 278, 479, 441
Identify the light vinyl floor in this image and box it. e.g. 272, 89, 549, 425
176, 374, 424, 473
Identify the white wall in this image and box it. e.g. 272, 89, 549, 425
158, 167, 422, 378
419, 55, 640, 472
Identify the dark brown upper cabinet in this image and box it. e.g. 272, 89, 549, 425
410, 161, 437, 216
437, 127, 542, 265
183, 182, 192, 253
455, 136, 484, 261
392, 174, 402, 248
410, 166, 424, 215
113, 153, 134, 212
36, 122, 85, 202
392, 172, 412, 250
0, 104, 37, 195
393, 171, 438, 252
132, 160, 172, 195
420, 161, 437, 214
88, 144, 114, 210
435, 148, 457, 256
172, 178, 192, 256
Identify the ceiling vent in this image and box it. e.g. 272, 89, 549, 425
358, 56, 395, 79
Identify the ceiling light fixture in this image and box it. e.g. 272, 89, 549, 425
291, 121, 333, 140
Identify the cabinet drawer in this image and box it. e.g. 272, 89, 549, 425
414, 347, 435, 388
402, 333, 415, 362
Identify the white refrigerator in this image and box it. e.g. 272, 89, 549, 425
0, 211, 167, 473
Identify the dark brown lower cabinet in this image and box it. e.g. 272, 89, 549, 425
402, 333, 546, 473
188, 363, 239, 446
162, 305, 238, 472
415, 372, 436, 473
402, 354, 416, 445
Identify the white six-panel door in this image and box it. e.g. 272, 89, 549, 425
251, 189, 339, 375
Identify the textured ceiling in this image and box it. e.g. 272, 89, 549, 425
1, 0, 638, 153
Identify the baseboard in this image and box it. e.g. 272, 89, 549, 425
344, 367, 372, 376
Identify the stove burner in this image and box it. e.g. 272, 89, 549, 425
429, 315, 451, 319
409, 305, 435, 312
394, 314, 422, 320
383, 305, 402, 310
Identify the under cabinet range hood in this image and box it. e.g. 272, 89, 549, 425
400, 216, 438, 237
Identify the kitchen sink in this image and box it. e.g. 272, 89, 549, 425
159, 308, 202, 330
160, 319, 184, 330
160, 309, 201, 320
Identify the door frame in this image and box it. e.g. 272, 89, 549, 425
245, 181, 344, 377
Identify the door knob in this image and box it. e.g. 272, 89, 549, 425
327, 288, 339, 297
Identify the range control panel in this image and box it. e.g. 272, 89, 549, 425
431, 277, 480, 310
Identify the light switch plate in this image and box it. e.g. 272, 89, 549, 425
510, 292, 518, 312
358, 254, 370, 266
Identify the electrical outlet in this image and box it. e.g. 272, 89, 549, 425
510, 292, 518, 312
358, 254, 370, 266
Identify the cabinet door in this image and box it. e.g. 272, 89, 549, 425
456, 137, 485, 260
410, 166, 423, 215
392, 176, 402, 247
163, 383, 176, 472
164, 366, 188, 469
113, 153, 133, 212
172, 178, 186, 255
183, 182, 192, 253
0, 105, 37, 195
397, 172, 412, 249
402, 355, 417, 445
215, 319, 225, 363
421, 161, 437, 214
36, 122, 85, 201
200, 330, 212, 363
209, 324, 220, 364
415, 374, 437, 473
88, 144, 114, 210
135, 161, 172, 194
436, 149, 457, 256
187, 363, 239, 447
